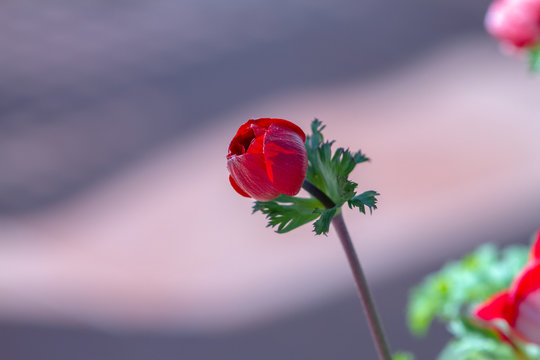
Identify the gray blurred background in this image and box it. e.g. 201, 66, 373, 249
0, 0, 488, 214
2, 0, 540, 359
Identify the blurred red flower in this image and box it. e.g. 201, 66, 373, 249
474, 231, 540, 346
227, 118, 307, 201
485, 0, 540, 49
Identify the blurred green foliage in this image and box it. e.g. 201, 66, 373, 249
407, 243, 540, 359
393, 352, 415, 360
529, 45, 540, 73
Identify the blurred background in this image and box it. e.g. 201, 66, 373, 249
1, 0, 540, 359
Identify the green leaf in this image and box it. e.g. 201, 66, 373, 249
348, 190, 380, 214
313, 207, 337, 235
354, 150, 370, 164
438, 334, 516, 360
253, 195, 323, 233
523, 343, 540, 359
393, 352, 415, 360
305, 119, 378, 208
254, 119, 378, 235
529, 45, 540, 73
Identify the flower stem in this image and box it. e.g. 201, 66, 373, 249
302, 180, 392, 360
301, 180, 336, 208
332, 212, 393, 360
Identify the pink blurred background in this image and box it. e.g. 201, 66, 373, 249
1, 0, 539, 359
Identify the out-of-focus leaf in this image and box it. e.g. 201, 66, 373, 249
438, 334, 516, 360
529, 45, 540, 73
407, 244, 529, 337
406, 240, 540, 360
393, 352, 415, 360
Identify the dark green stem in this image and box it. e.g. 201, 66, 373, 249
302, 180, 392, 360
302, 180, 336, 208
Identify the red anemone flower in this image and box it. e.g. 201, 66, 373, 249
474, 230, 540, 346
227, 118, 308, 201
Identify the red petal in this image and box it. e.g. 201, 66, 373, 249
251, 118, 306, 142
263, 123, 308, 196
227, 153, 280, 201
228, 122, 256, 156
474, 291, 515, 324
228, 118, 306, 157
511, 262, 540, 310
229, 175, 250, 198
473, 291, 518, 344
246, 132, 265, 155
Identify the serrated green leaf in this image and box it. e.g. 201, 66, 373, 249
348, 190, 380, 214
254, 119, 378, 235
309, 119, 325, 150
305, 119, 378, 210
313, 207, 337, 235
354, 150, 370, 164
253, 195, 323, 233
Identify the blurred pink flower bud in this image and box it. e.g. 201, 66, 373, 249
485, 0, 540, 48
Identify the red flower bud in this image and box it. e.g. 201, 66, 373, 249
227, 118, 308, 201
485, 0, 540, 48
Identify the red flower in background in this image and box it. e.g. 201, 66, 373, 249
227, 118, 308, 201
474, 231, 540, 346
485, 0, 540, 49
